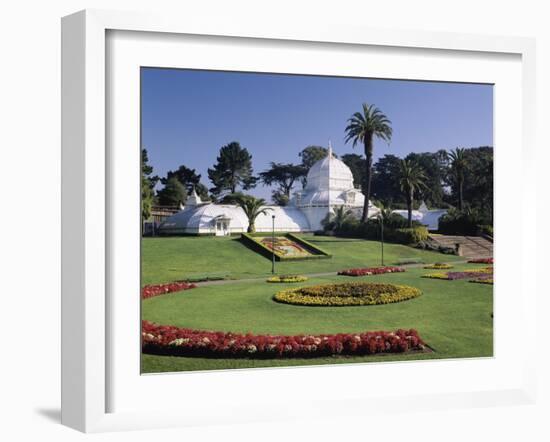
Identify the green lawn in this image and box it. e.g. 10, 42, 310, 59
140, 235, 492, 373
141, 234, 462, 285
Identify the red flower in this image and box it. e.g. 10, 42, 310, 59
141, 281, 197, 299
337, 266, 405, 277
141, 320, 426, 359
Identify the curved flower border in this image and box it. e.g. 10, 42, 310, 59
142, 320, 426, 358
141, 281, 197, 300
337, 266, 405, 277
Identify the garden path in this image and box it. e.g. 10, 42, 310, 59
193, 259, 470, 287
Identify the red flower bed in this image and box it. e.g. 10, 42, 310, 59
338, 266, 405, 277
142, 320, 425, 358
141, 281, 197, 299
468, 258, 493, 264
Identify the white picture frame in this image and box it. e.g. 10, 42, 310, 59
61, 9, 537, 433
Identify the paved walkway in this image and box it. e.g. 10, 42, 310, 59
193, 259, 470, 287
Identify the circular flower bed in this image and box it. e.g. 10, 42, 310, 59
267, 274, 308, 283
423, 263, 453, 270
142, 320, 426, 358
273, 282, 421, 306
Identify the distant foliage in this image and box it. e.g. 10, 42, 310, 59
208, 141, 257, 196
161, 164, 209, 200
259, 162, 306, 205
141, 148, 155, 222
157, 176, 188, 207
438, 207, 491, 235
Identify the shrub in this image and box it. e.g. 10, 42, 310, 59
332, 217, 427, 245
337, 266, 405, 277
273, 282, 421, 306
267, 275, 308, 283
142, 321, 426, 358
438, 208, 492, 236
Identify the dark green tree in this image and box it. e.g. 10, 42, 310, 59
141, 148, 155, 222
405, 150, 448, 208
298, 145, 331, 187
397, 159, 427, 227
371, 154, 403, 207
259, 162, 307, 205
448, 148, 468, 211
163, 164, 209, 200
461, 146, 493, 221
345, 103, 393, 222
341, 153, 366, 190
157, 176, 187, 207
208, 142, 257, 196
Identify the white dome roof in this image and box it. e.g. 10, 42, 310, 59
305, 149, 354, 192
158, 203, 310, 234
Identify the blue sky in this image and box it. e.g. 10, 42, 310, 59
141, 68, 493, 200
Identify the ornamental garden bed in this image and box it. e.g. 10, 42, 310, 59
468, 257, 493, 264
267, 275, 308, 283
423, 263, 453, 270
141, 281, 197, 299
141, 320, 427, 358
337, 266, 404, 277
273, 282, 421, 306
241, 233, 331, 261
422, 267, 493, 282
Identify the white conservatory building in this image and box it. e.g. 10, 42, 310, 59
157, 146, 447, 236
158, 146, 379, 236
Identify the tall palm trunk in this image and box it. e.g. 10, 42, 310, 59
458, 177, 463, 211
362, 133, 374, 222
247, 222, 255, 233
407, 189, 413, 228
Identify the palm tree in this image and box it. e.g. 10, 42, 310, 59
345, 103, 392, 222
234, 195, 272, 233
448, 148, 468, 211
397, 159, 427, 228
322, 206, 355, 232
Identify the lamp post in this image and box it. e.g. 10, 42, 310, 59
271, 215, 276, 274
380, 213, 385, 266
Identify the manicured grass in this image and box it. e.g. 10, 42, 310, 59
141, 234, 462, 285
141, 262, 492, 373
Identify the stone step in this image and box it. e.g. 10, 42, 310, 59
428, 234, 493, 259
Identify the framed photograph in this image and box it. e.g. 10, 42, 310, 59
61, 9, 537, 432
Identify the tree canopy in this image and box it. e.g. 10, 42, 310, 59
157, 176, 188, 207
162, 164, 209, 200
141, 148, 155, 222
259, 162, 306, 206
208, 142, 257, 197
345, 103, 393, 221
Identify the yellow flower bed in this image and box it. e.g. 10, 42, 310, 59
423, 263, 453, 270
470, 278, 493, 285
421, 272, 449, 280
273, 282, 421, 306
267, 275, 309, 283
